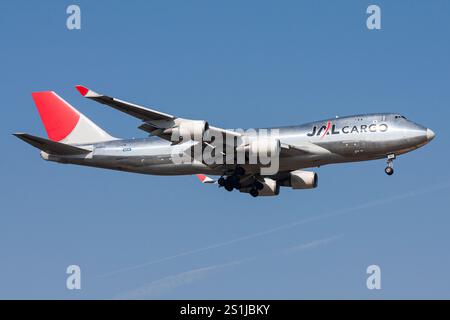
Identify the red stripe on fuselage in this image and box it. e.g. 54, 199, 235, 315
320, 121, 331, 139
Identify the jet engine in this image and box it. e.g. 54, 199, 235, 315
164, 120, 209, 142
238, 177, 279, 197
288, 170, 318, 189
257, 177, 280, 196
236, 136, 281, 160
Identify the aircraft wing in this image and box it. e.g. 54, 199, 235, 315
75, 85, 174, 121
75, 85, 241, 142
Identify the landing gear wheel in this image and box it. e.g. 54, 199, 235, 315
228, 175, 238, 185
228, 175, 241, 189
218, 177, 226, 187
250, 188, 259, 197
385, 154, 395, 176
224, 182, 234, 192
235, 167, 245, 176
254, 181, 264, 190
385, 166, 394, 176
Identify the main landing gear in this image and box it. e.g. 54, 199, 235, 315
385, 154, 395, 176
218, 175, 240, 191
218, 167, 264, 197
249, 180, 264, 198
218, 167, 246, 192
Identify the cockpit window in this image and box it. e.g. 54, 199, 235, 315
394, 115, 407, 119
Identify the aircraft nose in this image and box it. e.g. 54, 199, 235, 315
426, 128, 435, 141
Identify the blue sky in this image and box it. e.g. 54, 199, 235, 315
1, 0, 449, 299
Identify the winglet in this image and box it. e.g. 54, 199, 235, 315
196, 174, 216, 184
75, 85, 101, 98
75, 85, 89, 96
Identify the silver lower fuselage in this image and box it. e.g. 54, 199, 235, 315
43, 113, 434, 176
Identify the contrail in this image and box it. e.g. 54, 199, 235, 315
101, 182, 450, 278
283, 235, 343, 254
114, 257, 252, 299
114, 236, 339, 299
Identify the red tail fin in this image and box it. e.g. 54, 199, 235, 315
32, 91, 80, 142
31, 91, 115, 144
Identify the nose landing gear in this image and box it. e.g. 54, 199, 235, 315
385, 154, 395, 176
385, 166, 394, 175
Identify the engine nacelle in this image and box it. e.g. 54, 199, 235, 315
289, 170, 318, 189
258, 177, 280, 196
164, 120, 209, 142
244, 137, 281, 159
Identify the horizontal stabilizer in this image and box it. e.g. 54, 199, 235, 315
13, 133, 91, 156
196, 174, 216, 184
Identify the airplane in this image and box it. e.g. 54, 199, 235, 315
14, 85, 435, 197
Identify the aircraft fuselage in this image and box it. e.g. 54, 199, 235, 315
42, 113, 434, 176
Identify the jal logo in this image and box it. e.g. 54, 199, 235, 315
307, 121, 388, 138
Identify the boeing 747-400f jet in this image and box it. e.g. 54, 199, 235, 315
14, 86, 435, 197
